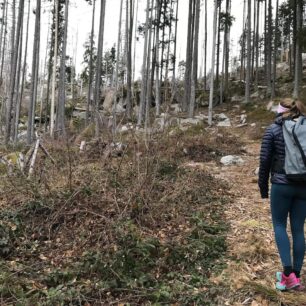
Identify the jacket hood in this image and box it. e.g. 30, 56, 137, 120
274, 114, 283, 125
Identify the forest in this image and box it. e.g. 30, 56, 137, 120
0, 0, 304, 305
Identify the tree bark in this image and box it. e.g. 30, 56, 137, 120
183, 0, 194, 112
55, 0, 69, 136
50, 0, 59, 137
86, 0, 96, 125
208, 0, 218, 126
125, 0, 134, 118
271, 0, 279, 99
112, 0, 123, 135
245, 0, 251, 103
293, 0, 302, 98
27, 0, 41, 144
154, 0, 162, 115
266, 0, 272, 97
14, 0, 30, 142
189, 0, 200, 118
137, 0, 150, 125
93, 0, 106, 136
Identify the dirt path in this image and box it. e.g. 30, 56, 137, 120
202, 112, 306, 305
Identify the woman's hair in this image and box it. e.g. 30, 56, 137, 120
280, 98, 306, 118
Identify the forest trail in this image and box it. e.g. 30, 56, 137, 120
199, 109, 306, 305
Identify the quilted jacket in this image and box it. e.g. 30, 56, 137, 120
258, 116, 289, 198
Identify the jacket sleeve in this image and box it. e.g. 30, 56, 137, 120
258, 126, 274, 198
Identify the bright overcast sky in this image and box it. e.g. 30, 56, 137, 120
26, 0, 283, 79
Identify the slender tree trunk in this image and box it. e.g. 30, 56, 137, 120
204, 0, 207, 90
145, 4, 153, 128
159, 0, 167, 90
271, 0, 279, 99
50, 0, 59, 137
215, 1, 221, 91
291, 0, 296, 78
208, 0, 218, 126
86, 0, 96, 125
126, 0, 134, 118
255, 0, 260, 90
293, 0, 302, 98
93, 0, 106, 136
224, 0, 231, 99
132, 0, 139, 87
0, 0, 7, 75
138, 0, 150, 125
12, 13, 23, 140
55, 0, 69, 135
251, 0, 256, 80
39, 15, 50, 129
0, 0, 8, 87
27, 0, 41, 144
245, 0, 251, 103
14, 0, 30, 143
112, 0, 123, 135
240, 0, 246, 81
171, 0, 179, 97
155, 0, 162, 115
189, 0, 200, 117
183, 0, 194, 112
5, 0, 24, 144
266, 0, 272, 97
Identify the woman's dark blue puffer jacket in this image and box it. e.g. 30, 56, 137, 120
258, 116, 289, 198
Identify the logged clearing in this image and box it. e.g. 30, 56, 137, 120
0, 103, 305, 305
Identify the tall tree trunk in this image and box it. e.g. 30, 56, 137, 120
86, 0, 96, 125
126, 0, 134, 118
27, 0, 41, 144
215, 1, 221, 91
132, 0, 139, 87
5, 0, 24, 144
266, 0, 272, 97
93, 0, 106, 136
137, 0, 150, 125
171, 0, 179, 98
39, 15, 50, 129
251, 0, 256, 81
293, 0, 302, 98
155, 0, 162, 115
159, 0, 167, 90
189, 0, 200, 118
145, 3, 153, 128
245, 0, 251, 103
0, 0, 8, 88
0, 0, 7, 77
14, 0, 30, 143
50, 0, 59, 137
112, 0, 123, 135
224, 0, 231, 99
55, 0, 69, 135
183, 0, 194, 112
204, 0, 207, 90
271, 0, 278, 99
12, 12, 24, 140
240, 0, 246, 81
255, 0, 260, 90
208, 0, 218, 126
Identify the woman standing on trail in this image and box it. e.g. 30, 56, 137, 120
258, 98, 306, 291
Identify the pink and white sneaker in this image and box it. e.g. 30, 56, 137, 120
276, 272, 300, 291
